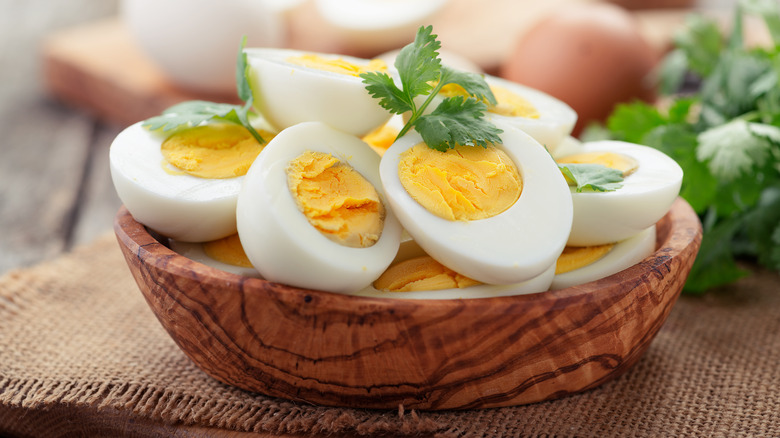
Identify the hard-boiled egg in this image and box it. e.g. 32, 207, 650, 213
379, 121, 573, 285
557, 140, 682, 246
109, 121, 272, 242
236, 121, 402, 293
168, 234, 262, 278
550, 225, 656, 290
244, 48, 393, 136
353, 258, 556, 299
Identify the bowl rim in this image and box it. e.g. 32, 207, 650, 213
114, 197, 702, 310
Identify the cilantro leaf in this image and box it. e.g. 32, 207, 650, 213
606, 102, 665, 143
558, 163, 624, 192
439, 66, 497, 106
683, 212, 750, 293
414, 96, 502, 151
394, 25, 441, 99
362, 70, 413, 115
360, 25, 502, 150
141, 36, 265, 144
236, 36, 253, 103
696, 120, 780, 180
673, 14, 723, 78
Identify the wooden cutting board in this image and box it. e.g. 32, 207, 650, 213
41, 1, 689, 128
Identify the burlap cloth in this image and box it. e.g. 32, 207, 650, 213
1, 234, 779, 437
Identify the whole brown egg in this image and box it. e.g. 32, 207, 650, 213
500, 3, 660, 136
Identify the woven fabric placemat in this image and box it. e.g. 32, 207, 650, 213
1, 234, 779, 437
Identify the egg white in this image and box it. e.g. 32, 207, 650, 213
168, 239, 263, 278
244, 48, 393, 137
236, 121, 402, 293
109, 122, 244, 242
550, 225, 656, 290
563, 141, 682, 246
352, 263, 556, 300
379, 120, 573, 285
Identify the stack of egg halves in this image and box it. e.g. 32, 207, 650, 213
109, 48, 683, 299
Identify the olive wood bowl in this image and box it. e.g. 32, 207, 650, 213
114, 197, 701, 410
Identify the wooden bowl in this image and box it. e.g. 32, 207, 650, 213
114, 197, 701, 410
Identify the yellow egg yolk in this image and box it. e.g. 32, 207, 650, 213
557, 152, 639, 177
361, 122, 400, 156
161, 124, 272, 179
286, 54, 387, 77
438, 84, 540, 119
202, 233, 254, 268
555, 244, 615, 274
287, 151, 385, 248
373, 256, 481, 292
398, 143, 522, 221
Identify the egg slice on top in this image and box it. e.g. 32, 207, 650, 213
379, 120, 572, 285
557, 140, 682, 246
244, 48, 393, 137
109, 121, 274, 242
236, 121, 402, 293
550, 225, 656, 290
168, 233, 262, 278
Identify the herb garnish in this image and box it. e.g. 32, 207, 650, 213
558, 163, 624, 192
142, 37, 265, 144
591, 0, 780, 292
360, 25, 503, 151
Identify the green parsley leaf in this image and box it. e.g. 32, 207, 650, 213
439, 66, 498, 106
360, 25, 502, 149
557, 163, 624, 192
683, 212, 750, 293
141, 36, 265, 144
673, 14, 723, 78
696, 119, 780, 181
606, 102, 665, 144
414, 96, 502, 151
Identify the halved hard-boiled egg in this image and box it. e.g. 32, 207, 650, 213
557, 140, 682, 246
244, 48, 393, 136
379, 120, 572, 285
236, 121, 402, 293
109, 121, 273, 242
551, 225, 656, 290
353, 256, 556, 299
168, 233, 262, 278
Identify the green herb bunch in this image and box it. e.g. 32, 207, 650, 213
592, 0, 780, 292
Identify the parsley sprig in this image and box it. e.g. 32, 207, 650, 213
360, 25, 503, 151
590, 0, 780, 293
142, 37, 265, 144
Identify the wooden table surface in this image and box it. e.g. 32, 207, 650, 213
0, 0, 739, 436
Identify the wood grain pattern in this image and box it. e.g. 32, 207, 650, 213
114, 198, 701, 410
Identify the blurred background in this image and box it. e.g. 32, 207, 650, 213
0, 0, 746, 274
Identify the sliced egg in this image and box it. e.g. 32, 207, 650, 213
379, 121, 573, 285
236, 121, 402, 293
558, 140, 682, 246
353, 259, 555, 300
244, 48, 393, 136
168, 234, 262, 278
551, 225, 656, 290
109, 121, 271, 242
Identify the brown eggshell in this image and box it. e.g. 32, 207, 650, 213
500, 3, 660, 135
